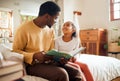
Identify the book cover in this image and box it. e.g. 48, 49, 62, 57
46, 47, 85, 62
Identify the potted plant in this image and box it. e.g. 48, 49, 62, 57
108, 27, 120, 52
108, 36, 120, 52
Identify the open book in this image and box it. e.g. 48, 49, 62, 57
46, 47, 86, 62
69, 47, 86, 57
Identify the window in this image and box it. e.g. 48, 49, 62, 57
20, 15, 36, 24
20, 10, 37, 24
110, 0, 120, 21
0, 10, 13, 37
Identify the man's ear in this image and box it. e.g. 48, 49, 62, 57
44, 13, 50, 19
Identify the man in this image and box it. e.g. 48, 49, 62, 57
13, 1, 82, 81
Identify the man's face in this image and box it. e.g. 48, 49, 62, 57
47, 12, 60, 28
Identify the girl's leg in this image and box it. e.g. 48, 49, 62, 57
75, 62, 94, 81
68, 62, 86, 81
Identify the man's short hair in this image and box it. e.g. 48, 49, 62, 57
38, 1, 61, 16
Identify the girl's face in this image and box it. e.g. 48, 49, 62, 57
62, 22, 74, 34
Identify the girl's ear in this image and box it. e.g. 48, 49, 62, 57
71, 29, 75, 34
72, 27, 76, 32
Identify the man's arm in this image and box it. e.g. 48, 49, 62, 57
12, 28, 35, 64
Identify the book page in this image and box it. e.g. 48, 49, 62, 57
69, 47, 86, 57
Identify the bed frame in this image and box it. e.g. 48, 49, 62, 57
112, 77, 120, 81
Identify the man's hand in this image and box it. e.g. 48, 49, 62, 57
44, 54, 54, 62
33, 51, 46, 64
33, 51, 54, 64
69, 57, 76, 63
59, 58, 68, 66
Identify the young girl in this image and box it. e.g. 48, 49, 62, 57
55, 21, 94, 81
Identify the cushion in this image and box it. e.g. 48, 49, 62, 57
0, 44, 23, 62
0, 44, 48, 81
0, 44, 11, 53
22, 75, 48, 81
0, 52, 3, 66
0, 52, 3, 60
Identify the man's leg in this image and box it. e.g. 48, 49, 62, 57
68, 62, 86, 81
63, 64, 82, 81
26, 63, 69, 81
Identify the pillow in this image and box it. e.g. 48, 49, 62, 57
0, 44, 23, 62
0, 44, 11, 53
3, 51, 24, 62
22, 75, 48, 81
0, 52, 4, 66
0, 52, 4, 60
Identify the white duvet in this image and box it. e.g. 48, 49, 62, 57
77, 54, 120, 81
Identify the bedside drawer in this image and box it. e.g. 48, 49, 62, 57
79, 28, 108, 55
80, 30, 98, 36
80, 35, 98, 41
80, 30, 98, 41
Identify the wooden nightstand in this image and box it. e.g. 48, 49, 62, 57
80, 28, 108, 56
108, 43, 120, 58
108, 52, 120, 58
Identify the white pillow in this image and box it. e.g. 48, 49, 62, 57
0, 52, 3, 66
0, 52, 4, 60
3, 51, 24, 62
0, 44, 11, 53
22, 75, 48, 81
0, 44, 23, 62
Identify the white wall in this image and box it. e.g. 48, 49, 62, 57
63, 0, 120, 43
0, 0, 49, 33
63, 0, 83, 22
0, 0, 120, 59
0, 0, 120, 42
63, 0, 120, 59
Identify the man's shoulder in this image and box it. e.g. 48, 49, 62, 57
21, 20, 32, 27
17, 21, 33, 30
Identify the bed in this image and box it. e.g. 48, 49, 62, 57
76, 54, 120, 81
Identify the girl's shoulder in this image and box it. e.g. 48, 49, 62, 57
73, 37, 79, 41
55, 36, 62, 40
55, 36, 63, 41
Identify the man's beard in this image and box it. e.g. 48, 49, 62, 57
47, 19, 52, 28
48, 25, 52, 28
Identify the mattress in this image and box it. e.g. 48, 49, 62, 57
77, 54, 120, 81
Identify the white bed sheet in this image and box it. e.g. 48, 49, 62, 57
77, 54, 120, 81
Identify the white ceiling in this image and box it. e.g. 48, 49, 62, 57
30, 0, 52, 3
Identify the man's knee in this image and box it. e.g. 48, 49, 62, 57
56, 68, 69, 81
